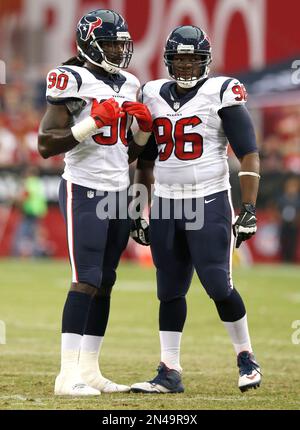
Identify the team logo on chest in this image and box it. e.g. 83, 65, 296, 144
113, 84, 120, 93
173, 101, 180, 111
87, 190, 95, 199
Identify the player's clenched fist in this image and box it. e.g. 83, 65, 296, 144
91, 98, 124, 128
130, 217, 150, 246
234, 203, 257, 248
122, 101, 153, 132
71, 98, 124, 142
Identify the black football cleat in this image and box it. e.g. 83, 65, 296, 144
131, 362, 184, 393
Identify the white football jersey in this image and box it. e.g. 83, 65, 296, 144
142, 76, 247, 198
46, 65, 140, 191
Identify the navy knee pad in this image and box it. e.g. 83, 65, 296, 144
200, 267, 232, 302
98, 270, 117, 297
79, 266, 103, 289
214, 288, 246, 322
157, 267, 193, 303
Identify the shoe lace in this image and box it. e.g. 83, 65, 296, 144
149, 363, 168, 385
150, 363, 182, 388
238, 353, 263, 377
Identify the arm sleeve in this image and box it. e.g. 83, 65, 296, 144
138, 133, 158, 161
218, 105, 258, 159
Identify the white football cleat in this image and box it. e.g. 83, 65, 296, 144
81, 372, 130, 393
237, 351, 262, 392
98, 377, 131, 393
54, 373, 100, 396
79, 351, 130, 393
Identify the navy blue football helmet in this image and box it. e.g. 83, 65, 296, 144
164, 25, 212, 88
76, 9, 133, 73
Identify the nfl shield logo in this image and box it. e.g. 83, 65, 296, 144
87, 190, 94, 199
113, 84, 119, 92
173, 102, 180, 110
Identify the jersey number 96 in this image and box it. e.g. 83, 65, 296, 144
232, 84, 247, 101
153, 116, 203, 161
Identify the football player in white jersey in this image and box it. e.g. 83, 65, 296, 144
38, 9, 152, 396
129, 26, 262, 393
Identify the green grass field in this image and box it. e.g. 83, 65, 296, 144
0, 259, 300, 410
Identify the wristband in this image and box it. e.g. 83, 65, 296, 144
238, 171, 261, 179
71, 116, 98, 143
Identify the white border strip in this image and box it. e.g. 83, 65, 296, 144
227, 190, 235, 288
66, 181, 78, 282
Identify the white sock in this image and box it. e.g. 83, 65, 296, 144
222, 314, 253, 355
159, 331, 182, 373
81, 335, 104, 353
60, 333, 82, 375
79, 336, 126, 391
79, 335, 104, 376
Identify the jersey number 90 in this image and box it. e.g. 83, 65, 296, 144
93, 115, 128, 146
153, 116, 203, 161
47, 72, 69, 90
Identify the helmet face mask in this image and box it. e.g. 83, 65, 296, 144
76, 9, 133, 73
164, 26, 212, 88
91, 37, 133, 70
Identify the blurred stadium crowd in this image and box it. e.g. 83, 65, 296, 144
1, 0, 300, 263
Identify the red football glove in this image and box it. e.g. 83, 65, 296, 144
91, 98, 124, 128
122, 101, 153, 132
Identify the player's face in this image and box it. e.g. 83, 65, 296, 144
172, 54, 204, 81
101, 41, 127, 66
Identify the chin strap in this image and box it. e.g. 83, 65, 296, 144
77, 45, 121, 74
176, 79, 199, 89
175, 66, 210, 89
85, 54, 120, 74
99, 60, 120, 74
